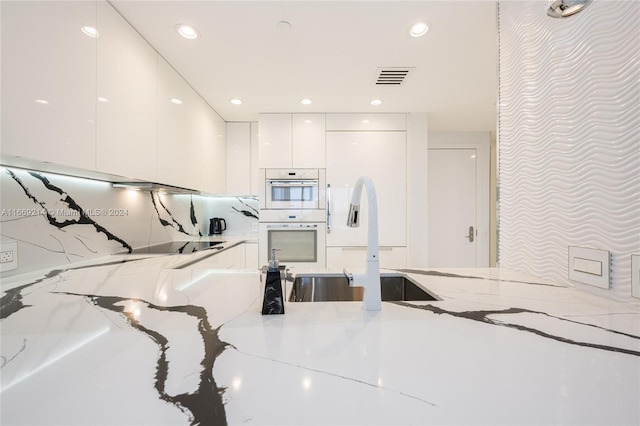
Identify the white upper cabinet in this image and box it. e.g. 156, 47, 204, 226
326, 114, 407, 131
226, 122, 252, 195
326, 131, 407, 247
96, 1, 157, 182
200, 114, 226, 195
157, 58, 226, 192
258, 114, 292, 168
292, 114, 326, 168
258, 113, 325, 168
157, 58, 202, 190
1, 1, 97, 170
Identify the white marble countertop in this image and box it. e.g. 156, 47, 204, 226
1, 253, 639, 425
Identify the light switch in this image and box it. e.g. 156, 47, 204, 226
568, 246, 610, 289
573, 257, 603, 276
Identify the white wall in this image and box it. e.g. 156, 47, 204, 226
498, 1, 640, 300
407, 113, 429, 267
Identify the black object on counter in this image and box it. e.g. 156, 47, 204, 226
209, 218, 227, 235
262, 249, 285, 315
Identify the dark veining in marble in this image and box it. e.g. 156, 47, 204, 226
0, 258, 150, 320
396, 268, 563, 287
189, 197, 202, 237
64, 293, 229, 426
231, 197, 259, 220
0, 338, 27, 368
5, 170, 132, 253
150, 193, 192, 236
394, 301, 640, 357
1, 282, 34, 320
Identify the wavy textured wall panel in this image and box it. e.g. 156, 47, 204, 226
498, 1, 640, 299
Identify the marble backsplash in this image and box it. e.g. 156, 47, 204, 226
0, 167, 258, 277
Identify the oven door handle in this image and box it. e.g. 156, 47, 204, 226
267, 180, 318, 186
327, 183, 331, 233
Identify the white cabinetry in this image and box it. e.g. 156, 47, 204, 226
258, 114, 291, 169
1, 2, 226, 194
258, 113, 325, 168
185, 244, 245, 269
157, 58, 226, 192
326, 131, 406, 247
244, 242, 259, 269
325, 117, 407, 270
292, 114, 326, 168
1, 1, 97, 170
199, 111, 226, 195
226, 123, 251, 194
326, 113, 406, 131
157, 58, 199, 189
96, 1, 157, 182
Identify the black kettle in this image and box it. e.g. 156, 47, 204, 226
209, 217, 227, 235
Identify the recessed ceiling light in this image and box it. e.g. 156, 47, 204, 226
34, 99, 49, 105
230, 98, 243, 105
97, 97, 109, 103
300, 98, 313, 105
277, 21, 293, 32
409, 21, 429, 38
170, 98, 183, 105
176, 24, 199, 39
81, 26, 99, 38
370, 99, 383, 106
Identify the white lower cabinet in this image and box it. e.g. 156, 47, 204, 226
187, 244, 246, 269
326, 247, 407, 269
244, 242, 259, 269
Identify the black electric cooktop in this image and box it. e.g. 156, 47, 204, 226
130, 241, 224, 254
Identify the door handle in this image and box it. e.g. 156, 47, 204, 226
465, 226, 475, 242
327, 184, 331, 233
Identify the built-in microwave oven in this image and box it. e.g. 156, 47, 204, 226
261, 169, 325, 210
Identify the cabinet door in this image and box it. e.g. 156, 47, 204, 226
157, 58, 202, 189
326, 114, 406, 131
258, 114, 292, 168
326, 131, 406, 247
244, 242, 259, 269
199, 106, 226, 194
96, 1, 157, 181
1, 1, 97, 170
292, 114, 325, 168
226, 122, 251, 194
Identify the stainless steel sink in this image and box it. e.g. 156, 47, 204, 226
289, 274, 438, 302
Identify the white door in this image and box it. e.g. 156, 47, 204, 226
428, 148, 477, 267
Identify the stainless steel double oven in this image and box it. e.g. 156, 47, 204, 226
259, 169, 326, 269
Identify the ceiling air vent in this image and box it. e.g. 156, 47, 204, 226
375, 67, 413, 85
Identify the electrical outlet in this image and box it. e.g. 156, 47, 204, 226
0, 241, 18, 272
1, 250, 14, 263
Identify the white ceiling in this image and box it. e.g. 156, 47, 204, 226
111, 1, 498, 133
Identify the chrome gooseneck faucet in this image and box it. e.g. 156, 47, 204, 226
343, 176, 382, 311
